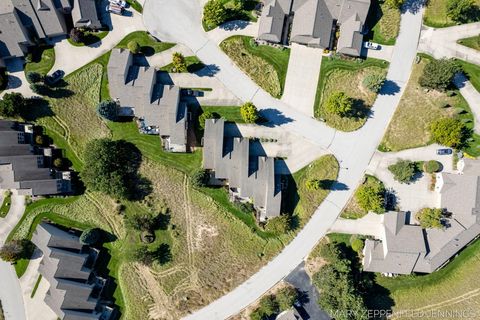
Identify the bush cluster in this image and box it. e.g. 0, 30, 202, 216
250, 287, 298, 320
355, 176, 385, 213
388, 160, 418, 184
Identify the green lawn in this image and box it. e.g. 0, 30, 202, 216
457, 59, 480, 93
159, 56, 205, 73
116, 31, 175, 56
0, 191, 12, 218
314, 56, 389, 131
424, 0, 480, 27
380, 55, 480, 157
220, 36, 290, 98
68, 31, 109, 47
199, 105, 244, 123
24, 46, 55, 76
367, 0, 401, 45
126, 0, 143, 13
458, 35, 480, 51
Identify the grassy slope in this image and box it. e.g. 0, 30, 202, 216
24, 47, 55, 76
314, 56, 389, 131
424, 0, 480, 27
220, 36, 290, 98
380, 55, 480, 156
116, 31, 175, 55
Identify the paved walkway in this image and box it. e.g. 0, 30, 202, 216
143, 0, 425, 318
453, 73, 480, 135
207, 20, 259, 45
0, 192, 27, 320
281, 44, 323, 117
329, 212, 385, 238
419, 22, 480, 66
146, 44, 193, 67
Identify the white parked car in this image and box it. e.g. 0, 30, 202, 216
109, 0, 127, 8
364, 41, 380, 50
106, 4, 124, 15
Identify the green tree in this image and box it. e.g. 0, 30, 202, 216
325, 91, 353, 117
257, 295, 278, 317
0, 239, 32, 263
388, 160, 417, 183
276, 287, 298, 311
350, 237, 364, 253
240, 102, 259, 123
203, 0, 228, 29
423, 160, 441, 173
447, 0, 476, 23
127, 40, 141, 54
419, 58, 460, 91
29, 83, 49, 96
430, 118, 467, 147
363, 73, 386, 93
125, 211, 159, 232
152, 243, 172, 265
198, 110, 217, 129
96, 100, 118, 121
265, 215, 291, 234
416, 208, 443, 229
172, 52, 188, 73
26, 71, 43, 84
79, 228, 101, 245
0, 92, 27, 118
384, 0, 405, 8
355, 177, 385, 213
190, 168, 209, 187
69, 27, 84, 43
133, 245, 154, 265
81, 139, 142, 199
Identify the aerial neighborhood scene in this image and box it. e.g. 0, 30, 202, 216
0, 0, 480, 319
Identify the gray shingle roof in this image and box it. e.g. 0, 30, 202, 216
258, 0, 292, 43
71, 0, 101, 29
203, 119, 282, 220
32, 223, 103, 320
0, 1, 31, 59
363, 162, 480, 274
291, 0, 334, 48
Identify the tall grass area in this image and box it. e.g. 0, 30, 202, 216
424, 0, 480, 27
314, 56, 389, 131
367, 0, 401, 45
220, 36, 290, 98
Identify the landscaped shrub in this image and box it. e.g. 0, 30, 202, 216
79, 228, 101, 245
430, 118, 467, 147
388, 160, 417, 183
190, 168, 209, 187
125, 211, 160, 232
265, 215, 291, 234
423, 160, 441, 173
419, 58, 460, 91
198, 110, 218, 130
355, 176, 385, 213
305, 179, 321, 191
203, 0, 228, 29
172, 52, 188, 73
351, 237, 364, 253
240, 102, 259, 123
29, 83, 49, 96
447, 0, 476, 23
127, 40, 141, 54
96, 100, 118, 121
416, 208, 443, 229
0, 239, 33, 262
0, 92, 27, 118
363, 72, 386, 93
69, 28, 84, 43
249, 286, 298, 320
325, 91, 353, 117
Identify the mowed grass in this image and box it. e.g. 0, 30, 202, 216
220, 36, 290, 98
159, 56, 205, 73
67, 30, 109, 47
0, 191, 12, 218
458, 35, 480, 51
314, 56, 388, 132
368, 0, 401, 45
380, 55, 480, 155
24, 46, 55, 76
116, 31, 176, 56
200, 105, 244, 123
457, 59, 480, 93
424, 0, 480, 27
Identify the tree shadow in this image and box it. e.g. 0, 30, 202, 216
21, 97, 55, 121
156, 212, 171, 230
401, 0, 427, 14
187, 61, 206, 73
6, 74, 22, 89
364, 0, 384, 42
220, 20, 250, 31
322, 180, 349, 191
349, 98, 372, 120
153, 243, 172, 265
141, 46, 155, 57
380, 80, 401, 96
259, 108, 294, 127
195, 64, 220, 77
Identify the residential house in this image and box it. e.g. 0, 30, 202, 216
107, 48, 188, 152
0, 120, 72, 196
363, 159, 480, 274
276, 308, 305, 320
32, 223, 115, 320
258, 0, 371, 56
203, 118, 283, 221
71, 0, 102, 29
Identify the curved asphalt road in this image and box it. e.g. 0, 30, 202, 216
143, 1, 425, 318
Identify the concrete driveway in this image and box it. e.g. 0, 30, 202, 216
146, 44, 194, 68
281, 44, 323, 117
454, 73, 480, 135
367, 145, 452, 212
419, 22, 480, 66
364, 44, 395, 62
329, 212, 385, 238
0, 192, 27, 320
207, 20, 259, 45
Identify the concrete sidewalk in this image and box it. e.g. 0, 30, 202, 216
454, 73, 480, 135
281, 44, 323, 117
329, 212, 384, 238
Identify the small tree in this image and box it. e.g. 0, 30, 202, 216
53, 157, 64, 168
35, 135, 44, 146
265, 215, 291, 234
240, 102, 259, 123
388, 160, 417, 183
198, 110, 217, 130
385, 0, 405, 8
29, 83, 49, 95
127, 40, 141, 54
190, 168, 209, 187
416, 208, 443, 229
276, 287, 298, 311
447, 0, 475, 23
355, 177, 385, 213
423, 160, 441, 173
69, 28, 84, 43
125, 212, 159, 232
363, 73, 386, 93
152, 243, 172, 265
351, 237, 364, 253
419, 59, 460, 91
0, 240, 30, 262
0, 92, 27, 118
325, 91, 353, 117
305, 179, 321, 191
96, 100, 118, 121
80, 228, 101, 245
133, 245, 154, 265
172, 52, 188, 73
430, 118, 466, 147
203, 0, 228, 28
26, 71, 43, 84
